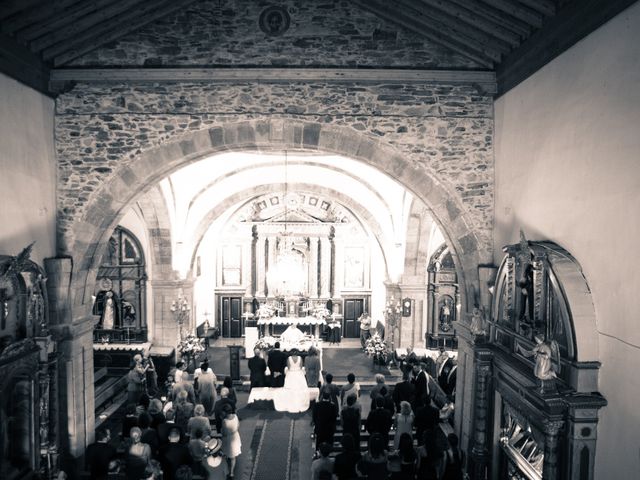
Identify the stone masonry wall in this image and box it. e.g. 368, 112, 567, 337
55, 81, 494, 259
69, 0, 480, 69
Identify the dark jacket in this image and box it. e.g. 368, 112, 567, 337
365, 408, 393, 446
313, 400, 339, 437
392, 381, 416, 412
248, 355, 267, 387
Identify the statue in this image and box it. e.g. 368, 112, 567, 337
516, 230, 534, 322
439, 297, 453, 331
92, 278, 120, 329
470, 306, 486, 336
519, 334, 560, 390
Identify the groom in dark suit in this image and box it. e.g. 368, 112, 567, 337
267, 342, 287, 387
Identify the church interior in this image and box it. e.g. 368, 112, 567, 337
0, 0, 639, 479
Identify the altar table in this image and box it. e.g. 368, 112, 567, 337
258, 316, 327, 337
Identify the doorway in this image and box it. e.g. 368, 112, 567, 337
219, 296, 242, 338
343, 298, 364, 338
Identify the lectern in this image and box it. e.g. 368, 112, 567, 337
227, 344, 242, 381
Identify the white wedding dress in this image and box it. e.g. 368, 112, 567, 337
273, 355, 310, 413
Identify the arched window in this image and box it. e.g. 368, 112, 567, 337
93, 227, 147, 343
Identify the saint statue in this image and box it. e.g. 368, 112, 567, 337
470, 306, 486, 336
439, 298, 452, 331
92, 278, 120, 329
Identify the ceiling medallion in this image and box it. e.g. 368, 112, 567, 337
259, 6, 290, 36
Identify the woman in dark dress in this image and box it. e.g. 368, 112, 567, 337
248, 347, 267, 388
334, 433, 361, 480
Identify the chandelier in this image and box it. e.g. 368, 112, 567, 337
266, 151, 307, 298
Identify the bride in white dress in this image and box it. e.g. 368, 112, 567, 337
274, 351, 310, 413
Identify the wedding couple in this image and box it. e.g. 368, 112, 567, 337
269, 327, 311, 413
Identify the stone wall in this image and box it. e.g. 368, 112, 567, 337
55, 81, 494, 263
69, 0, 480, 69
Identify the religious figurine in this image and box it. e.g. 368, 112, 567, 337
519, 334, 560, 390
92, 278, 120, 329
516, 230, 535, 322
470, 306, 486, 336
439, 298, 452, 331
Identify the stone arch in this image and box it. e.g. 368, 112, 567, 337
63, 119, 482, 320
184, 182, 393, 280
136, 185, 174, 280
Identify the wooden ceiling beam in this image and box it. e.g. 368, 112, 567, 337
0, 32, 50, 96
0, 0, 46, 21
479, 0, 543, 28
448, 0, 531, 37
2, 0, 82, 36
397, 0, 512, 55
497, 0, 639, 95
16, 0, 125, 44
517, 0, 556, 18
416, 0, 521, 47
29, 0, 148, 52
353, 0, 494, 68
50, 0, 200, 66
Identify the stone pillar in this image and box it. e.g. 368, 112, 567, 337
542, 419, 564, 480
251, 226, 258, 296
256, 235, 266, 298
309, 237, 319, 298
333, 235, 343, 298
320, 237, 331, 298
398, 283, 427, 348
267, 236, 277, 297
329, 228, 336, 297
426, 267, 437, 345
150, 279, 195, 349
469, 349, 493, 480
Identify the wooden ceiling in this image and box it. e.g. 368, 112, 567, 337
0, 0, 636, 96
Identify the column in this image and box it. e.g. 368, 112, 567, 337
251, 226, 258, 296
427, 267, 436, 346
256, 235, 266, 298
309, 237, 319, 298
542, 419, 564, 480
469, 351, 493, 480
266, 235, 277, 297
320, 237, 331, 298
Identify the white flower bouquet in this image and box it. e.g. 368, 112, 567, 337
364, 333, 389, 366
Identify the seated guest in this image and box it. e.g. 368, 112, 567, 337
333, 433, 361, 480
223, 376, 238, 407
319, 372, 340, 406
340, 373, 361, 409
85, 428, 117, 480
174, 390, 195, 432
213, 387, 236, 432
356, 433, 389, 480
187, 404, 212, 440
126, 427, 152, 480
341, 394, 361, 447
160, 428, 193, 480
311, 442, 334, 480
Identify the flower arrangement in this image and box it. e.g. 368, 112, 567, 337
254, 335, 278, 351
177, 334, 205, 357
312, 305, 331, 321
364, 333, 389, 366
257, 303, 276, 319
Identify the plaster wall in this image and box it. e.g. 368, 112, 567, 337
494, 3, 640, 475
0, 73, 56, 263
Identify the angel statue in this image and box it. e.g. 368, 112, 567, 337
470, 306, 486, 336
519, 334, 560, 389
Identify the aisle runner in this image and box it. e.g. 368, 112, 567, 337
250, 418, 295, 480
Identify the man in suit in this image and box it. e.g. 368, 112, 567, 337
392, 371, 416, 412
267, 342, 288, 388
160, 428, 193, 480
411, 362, 431, 409
442, 358, 458, 397
248, 347, 267, 389
313, 391, 339, 450
365, 396, 393, 449
413, 400, 441, 445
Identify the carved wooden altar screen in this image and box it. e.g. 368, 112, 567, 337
0, 248, 59, 479
468, 236, 606, 480
426, 244, 459, 348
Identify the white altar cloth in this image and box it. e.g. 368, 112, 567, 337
248, 387, 320, 407
395, 347, 458, 360
257, 316, 326, 326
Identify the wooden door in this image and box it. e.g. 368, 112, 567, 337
343, 298, 364, 338
220, 296, 242, 338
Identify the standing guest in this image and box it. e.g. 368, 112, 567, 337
148, 398, 166, 430
414, 400, 440, 446
442, 433, 465, 480
369, 374, 386, 402
85, 428, 117, 480
392, 371, 416, 413
122, 404, 139, 439
142, 348, 158, 396
340, 373, 361, 409
435, 348, 450, 381
442, 358, 458, 397
341, 394, 362, 448
359, 312, 372, 349
213, 387, 236, 432
188, 404, 212, 440
393, 401, 415, 451
248, 347, 267, 389
221, 403, 242, 478
175, 465, 194, 480
390, 433, 418, 480
157, 408, 183, 446
333, 433, 361, 480
188, 428, 207, 473
160, 428, 193, 480
201, 437, 229, 480
311, 442, 334, 480
267, 342, 287, 387
416, 431, 446, 480
174, 361, 186, 385
319, 372, 341, 406
126, 427, 152, 480
411, 362, 430, 410
138, 412, 160, 458
172, 371, 196, 405
305, 346, 321, 388
356, 433, 389, 480
313, 391, 339, 450
365, 396, 393, 449
223, 376, 238, 407
174, 390, 195, 432
127, 354, 146, 407
195, 360, 217, 416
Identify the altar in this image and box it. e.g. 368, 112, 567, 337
257, 315, 326, 338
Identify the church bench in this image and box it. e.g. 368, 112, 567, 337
94, 374, 128, 414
